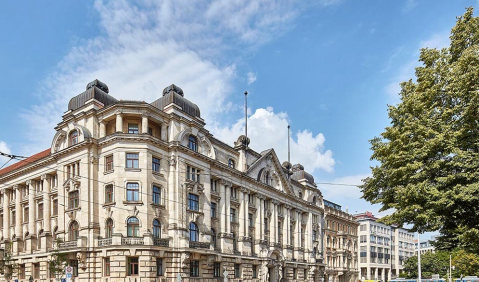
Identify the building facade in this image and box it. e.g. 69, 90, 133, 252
0, 80, 327, 282
356, 212, 415, 281
323, 200, 359, 282
415, 236, 436, 256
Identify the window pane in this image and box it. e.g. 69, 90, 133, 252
152, 157, 160, 172
128, 123, 139, 134
126, 153, 139, 168
153, 186, 161, 204
127, 183, 139, 202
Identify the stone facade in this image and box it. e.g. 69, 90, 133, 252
323, 201, 359, 282
0, 80, 329, 282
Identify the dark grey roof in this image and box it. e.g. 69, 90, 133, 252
291, 163, 315, 184
68, 79, 118, 111
150, 84, 201, 118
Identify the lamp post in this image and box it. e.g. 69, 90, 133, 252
417, 233, 421, 282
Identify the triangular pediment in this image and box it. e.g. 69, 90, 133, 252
63, 177, 81, 191
246, 149, 295, 195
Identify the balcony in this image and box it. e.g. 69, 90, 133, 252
121, 237, 144, 245
98, 238, 112, 247
189, 241, 211, 249
154, 238, 169, 247
59, 240, 77, 249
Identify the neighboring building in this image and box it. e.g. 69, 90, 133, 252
0, 80, 327, 281
323, 200, 359, 282
355, 212, 415, 281
415, 236, 436, 255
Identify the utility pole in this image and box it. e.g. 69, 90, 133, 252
418, 233, 422, 282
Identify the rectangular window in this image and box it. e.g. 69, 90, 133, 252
11, 211, 15, 225
360, 224, 367, 231
105, 155, 114, 171
234, 264, 240, 278
211, 202, 217, 218
38, 203, 43, 219
70, 260, 78, 277
230, 208, 236, 223
252, 265, 257, 278
293, 268, 297, 279
152, 157, 161, 173
68, 191, 79, 209
190, 260, 199, 277
249, 213, 254, 227
148, 127, 153, 136
52, 199, 58, 216
24, 207, 29, 222
152, 185, 161, 205
34, 263, 40, 278
126, 183, 139, 202
211, 179, 217, 192
231, 187, 237, 199
126, 153, 139, 169
19, 264, 25, 279
188, 194, 199, 211
156, 258, 163, 276
128, 123, 139, 134
104, 258, 110, 276
105, 184, 114, 203
186, 165, 200, 182
128, 257, 139, 276
214, 262, 221, 277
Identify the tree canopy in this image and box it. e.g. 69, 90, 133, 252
361, 7, 479, 253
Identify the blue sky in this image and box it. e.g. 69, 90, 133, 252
1, 0, 478, 221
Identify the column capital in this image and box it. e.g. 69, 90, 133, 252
240, 187, 249, 194
256, 194, 266, 200
25, 180, 34, 186
284, 204, 292, 210
141, 112, 150, 118
220, 179, 232, 187
41, 174, 51, 181
271, 199, 280, 205
13, 184, 20, 190
115, 110, 123, 116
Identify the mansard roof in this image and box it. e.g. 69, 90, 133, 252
150, 84, 201, 118
68, 79, 118, 111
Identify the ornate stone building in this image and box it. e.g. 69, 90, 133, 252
323, 200, 359, 282
0, 80, 327, 281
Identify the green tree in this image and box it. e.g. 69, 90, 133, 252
401, 251, 449, 278
48, 238, 68, 280
452, 250, 479, 277
0, 242, 17, 281
361, 7, 479, 253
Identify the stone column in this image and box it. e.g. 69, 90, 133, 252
258, 197, 264, 240
99, 121, 106, 138
161, 123, 167, 141
296, 212, 302, 248
255, 195, 262, 240
27, 180, 35, 235
42, 174, 51, 233
284, 205, 290, 246
238, 190, 245, 238
141, 114, 149, 134
219, 181, 226, 234
115, 112, 123, 133
15, 185, 22, 237
243, 189, 249, 236
2, 189, 9, 239
272, 201, 278, 243
225, 184, 231, 234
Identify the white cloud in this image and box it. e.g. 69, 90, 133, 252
211, 107, 335, 173
247, 72, 257, 84
419, 31, 450, 50
318, 174, 367, 200
18, 0, 341, 156
384, 31, 449, 104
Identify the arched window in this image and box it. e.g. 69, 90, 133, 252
312, 196, 317, 205
70, 130, 79, 146
69, 221, 79, 241
153, 219, 161, 238
228, 159, 235, 168
265, 171, 270, 185
188, 135, 198, 152
189, 222, 199, 242
127, 217, 140, 237
106, 218, 114, 238
211, 228, 216, 248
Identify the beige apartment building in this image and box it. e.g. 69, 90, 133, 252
323, 200, 359, 282
0, 80, 328, 281
355, 212, 415, 281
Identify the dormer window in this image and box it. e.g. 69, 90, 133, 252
298, 191, 303, 199
264, 171, 270, 185
188, 135, 198, 152
70, 130, 78, 146
228, 159, 235, 168
312, 196, 317, 205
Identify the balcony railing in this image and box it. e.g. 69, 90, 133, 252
59, 240, 77, 249
98, 238, 112, 247
121, 237, 144, 245
154, 238, 169, 247
189, 241, 210, 249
